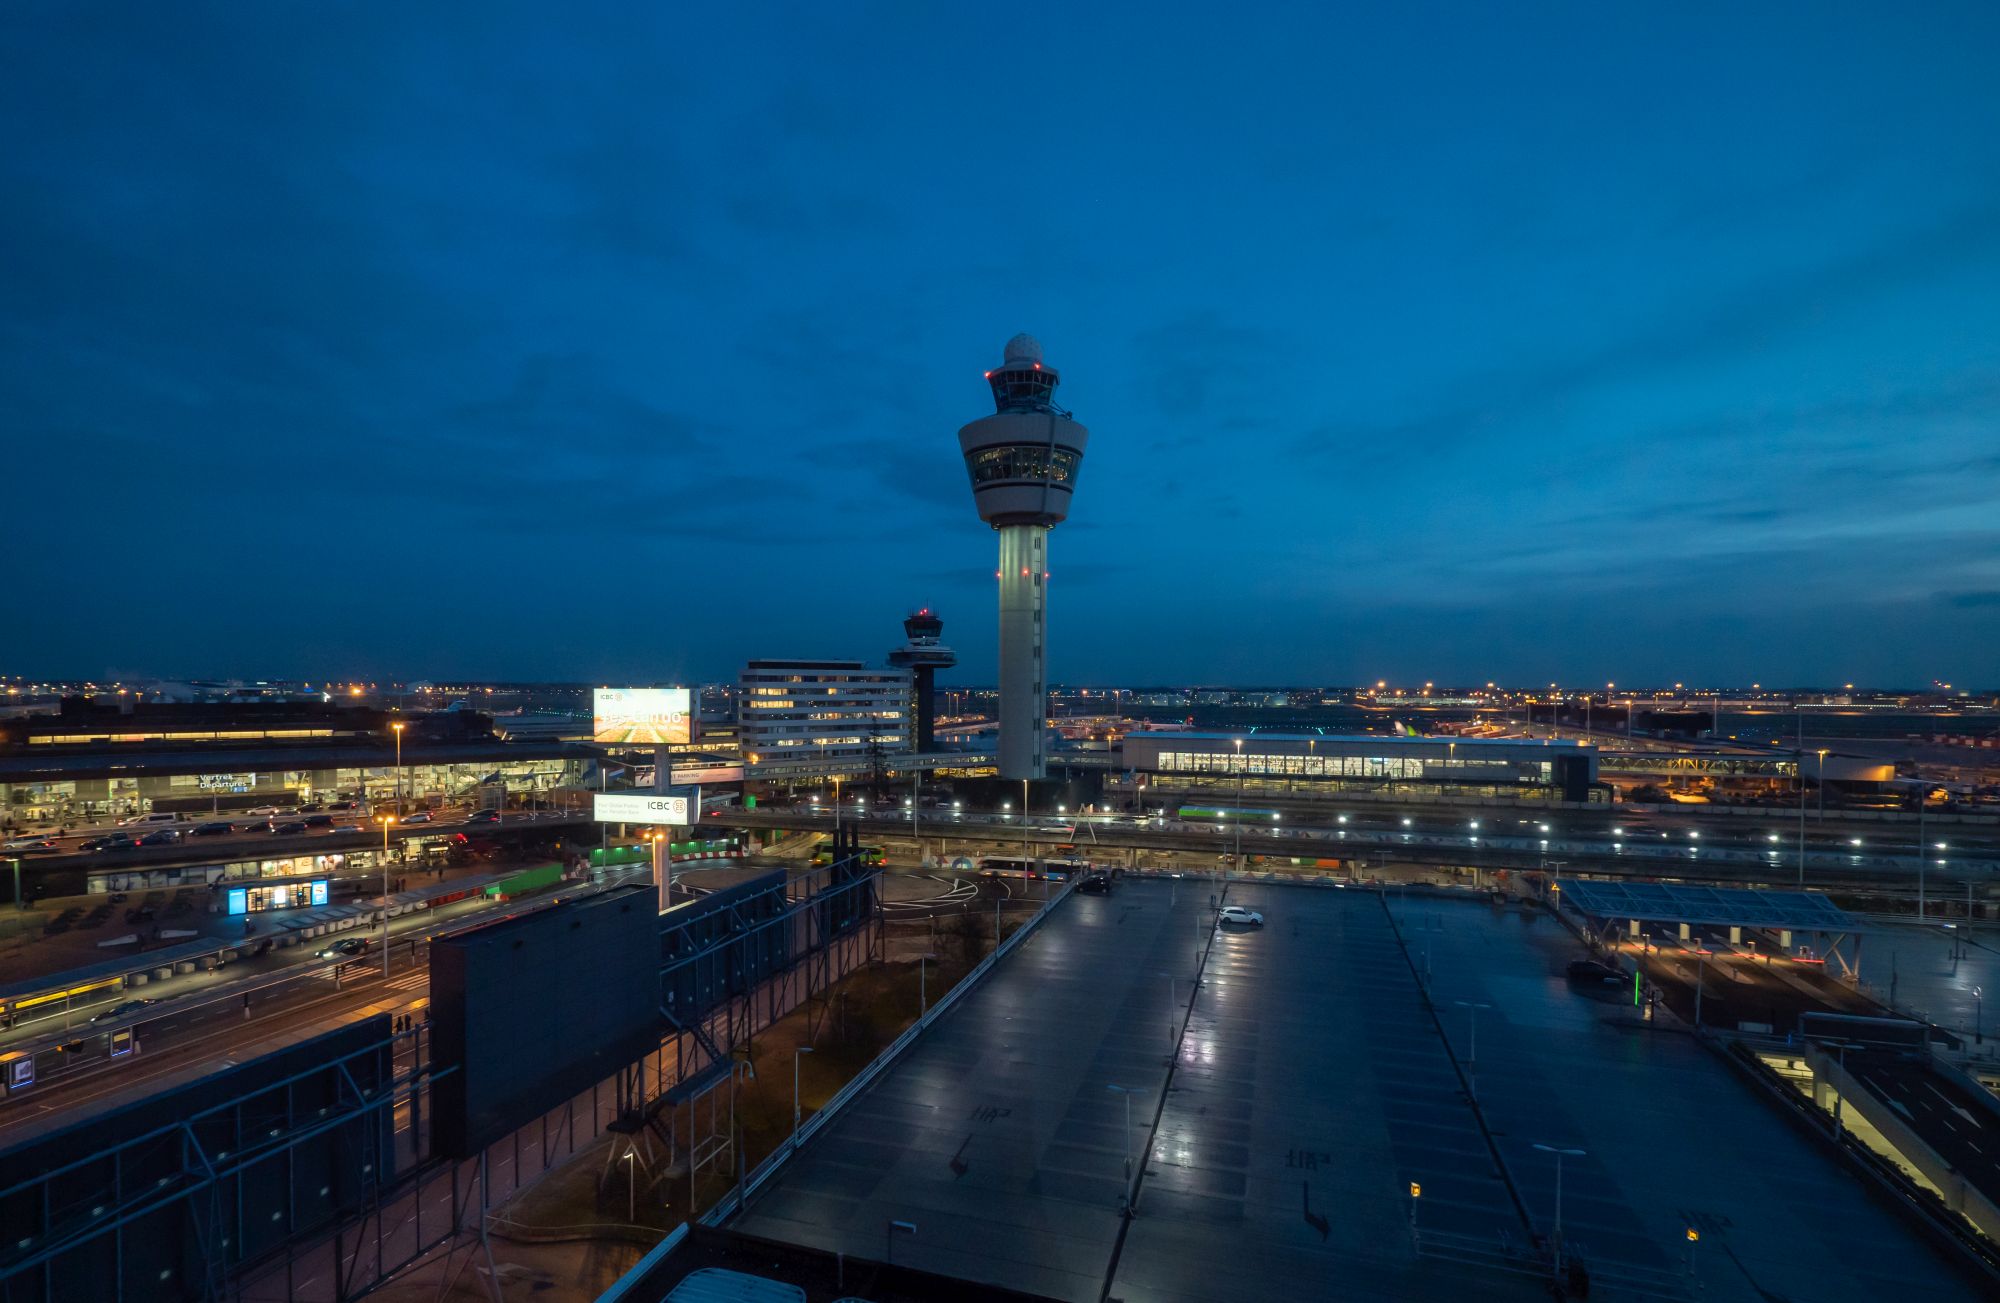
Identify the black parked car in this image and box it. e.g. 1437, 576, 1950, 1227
191, 821, 234, 836
80, 834, 135, 852
272, 821, 308, 836
1567, 958, 1624, 985
1076, 872, 1114, 894
137, 829, 181, 847
464, 809, 501, 825
303, 814, 336, 830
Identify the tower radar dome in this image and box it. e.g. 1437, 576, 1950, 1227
1002, 333, 1043, 365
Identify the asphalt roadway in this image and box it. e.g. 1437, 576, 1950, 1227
722, 806, 1999, 891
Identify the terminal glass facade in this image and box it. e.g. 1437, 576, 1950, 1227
2, 757, 584, 825
1153, 749, 1555, 784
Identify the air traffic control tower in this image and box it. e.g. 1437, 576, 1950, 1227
888, 608, 956, 752
959, 334, 1089, 780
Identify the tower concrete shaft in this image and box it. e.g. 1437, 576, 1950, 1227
958, 334, 1087, 781
996, 525, 1048, 777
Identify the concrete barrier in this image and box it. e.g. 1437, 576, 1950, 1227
173, 960, 195, 975
128, 973, 148, 987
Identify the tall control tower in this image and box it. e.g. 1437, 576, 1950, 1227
887, 608, 956, 752
958, 334, 1089, 780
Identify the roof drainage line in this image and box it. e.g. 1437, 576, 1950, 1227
1097, 878, 1232, 1302
1378, 887, 1539, 1239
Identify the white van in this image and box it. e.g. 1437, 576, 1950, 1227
120, 812, 185, 827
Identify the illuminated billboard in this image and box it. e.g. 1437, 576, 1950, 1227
593, 687, 692, 746
593, 792, 692, 825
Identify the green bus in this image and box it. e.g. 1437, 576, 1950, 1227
812, 844, 886, 868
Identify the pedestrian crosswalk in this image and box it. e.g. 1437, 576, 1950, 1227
312, 965, 428, 993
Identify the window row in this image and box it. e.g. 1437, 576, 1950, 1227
1154, 751, 1553, 782
967, 445, 1079, 485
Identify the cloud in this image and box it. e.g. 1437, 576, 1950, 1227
1293, 202, 2000, 461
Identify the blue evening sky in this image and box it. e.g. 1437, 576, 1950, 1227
4, 3, 1998, 689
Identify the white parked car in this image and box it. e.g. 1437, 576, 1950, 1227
1217, 906, 1264, 927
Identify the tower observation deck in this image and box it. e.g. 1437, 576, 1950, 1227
958, 334, 1089, 780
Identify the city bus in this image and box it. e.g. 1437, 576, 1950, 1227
1177, 806, 1283, 823
976, 855, 1088, 881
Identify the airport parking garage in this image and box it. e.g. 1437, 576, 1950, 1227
722, 877, 1987, 1302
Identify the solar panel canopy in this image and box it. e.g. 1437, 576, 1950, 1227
1556, 879, 1856, 931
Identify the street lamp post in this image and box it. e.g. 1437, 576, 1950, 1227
1694, 949, 1708, 1030
1532, 1143, 1586, 1279
1233, 738, 1244, 876
376, 815, 396, 976
1917, 792, 1927, 922
645, 829, 670, 911
792, 1046, 814, 1145
1106, 1083, 1142, 1187
1452, 999, 1490, 1065
391, 721, 406, 820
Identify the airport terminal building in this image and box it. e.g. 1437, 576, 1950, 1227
0, 699, 591, 826
1118, 731, 1602, 804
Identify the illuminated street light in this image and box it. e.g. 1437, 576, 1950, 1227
391, 721, 406, 821
375, 814, 397, 976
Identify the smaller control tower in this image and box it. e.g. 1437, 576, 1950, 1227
887, 609, 957, 752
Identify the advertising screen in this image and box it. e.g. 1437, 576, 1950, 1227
593, 688, 693, 746
593, 791, 692, 825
